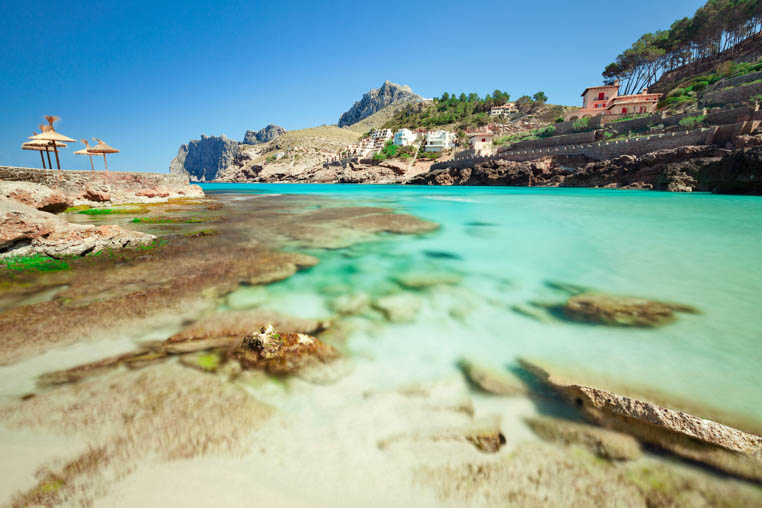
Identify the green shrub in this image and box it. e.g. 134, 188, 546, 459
417, 151, 441, 160
537, 126, 556, 138
555, 117, 564, 123
688, 81, 708, 93
678, 114, 706, 128
572, 117, 590, 130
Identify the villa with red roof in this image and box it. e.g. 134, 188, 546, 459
564, 80, 662, 121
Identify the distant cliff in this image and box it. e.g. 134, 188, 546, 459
243, 124, 286, 144
169, 134, 240, 182
338, 81, 421, 127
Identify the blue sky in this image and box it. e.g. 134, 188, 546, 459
0, 0, 706, 172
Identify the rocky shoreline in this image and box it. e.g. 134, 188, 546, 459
0, 167, 204, 259
409, 144, 762, 194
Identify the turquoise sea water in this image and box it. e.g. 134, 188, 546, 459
204, 183, 762, 421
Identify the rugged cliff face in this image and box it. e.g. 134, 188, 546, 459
169, 135, 241, 182
338, 81, 421, 127
243, 125, 286, 145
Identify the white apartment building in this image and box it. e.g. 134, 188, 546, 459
393, 128, 417, 146
424, 130, 456, 152
490, 103, 517, 116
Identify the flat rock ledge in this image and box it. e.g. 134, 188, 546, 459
519, 358, 762, 482
0, 196, 154, 259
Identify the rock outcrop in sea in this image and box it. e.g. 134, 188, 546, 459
169, 134, 241, 182
243, 124, 286, 145
338, 80, 422, 127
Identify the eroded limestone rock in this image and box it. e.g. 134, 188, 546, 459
229, 324, 339, 376
519, 358, 762, 481
0, 196, 155, 259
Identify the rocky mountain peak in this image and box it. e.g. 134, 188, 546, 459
243, 124, 286, 145
338, 81, 421, 127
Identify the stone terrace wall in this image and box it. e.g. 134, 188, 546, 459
709, 70, 762, 91
605, 114, 661, 135
506, 130, 599, 151
431, 128, 717, 169
700, 80, 762, 107
705, 105, 756, 125
0, 167, 202, 204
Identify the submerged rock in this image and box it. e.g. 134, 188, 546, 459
379, 415, 506, 454
164, 309, 327, 353
329, 292, 371, 315
524, 415, 642, 460
518, 283, 700, 327
229, 324, 339, 376
394, 271, 462, 290
562, 292, 699, 327
457, 358, 527, 396
519, 358, 762, 481
415, 440, 762, 508
372, 292, 422, 322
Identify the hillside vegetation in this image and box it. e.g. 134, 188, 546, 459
604, 0, 762, 95
381, 91, 566, 134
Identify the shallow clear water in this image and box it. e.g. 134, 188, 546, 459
205, 183, 762, 420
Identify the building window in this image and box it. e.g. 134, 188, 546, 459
622, 108, 627, 114
598, 92, 605, 100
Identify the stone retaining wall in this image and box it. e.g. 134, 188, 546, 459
431, 128, 717, 169
705, 105, 755, 125
709, 70, 762, 91
605, 114, 661, 135
505, 130, 599, 151
700, 80, 762, 106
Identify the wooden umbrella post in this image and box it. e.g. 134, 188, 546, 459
103, 153, 108, 171
40, 150, 46, 168
46, 148, 52, 168
89, 154, 94, 171
52, 142, 61, 170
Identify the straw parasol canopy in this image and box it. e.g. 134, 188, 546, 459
22, 129, 68, 169
87, 138, 119, 171
27, 116, 76, 170
22, 134, 51, 169
74, 139, 96, 171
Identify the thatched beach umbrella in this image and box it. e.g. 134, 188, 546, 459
21, 141, 49, 169
74, 139, 96, 171
27, 116, 76, 170
22, 132, 68, 169
87, 138, 119, 171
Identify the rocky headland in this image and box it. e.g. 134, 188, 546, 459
169, 134, 242, 182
